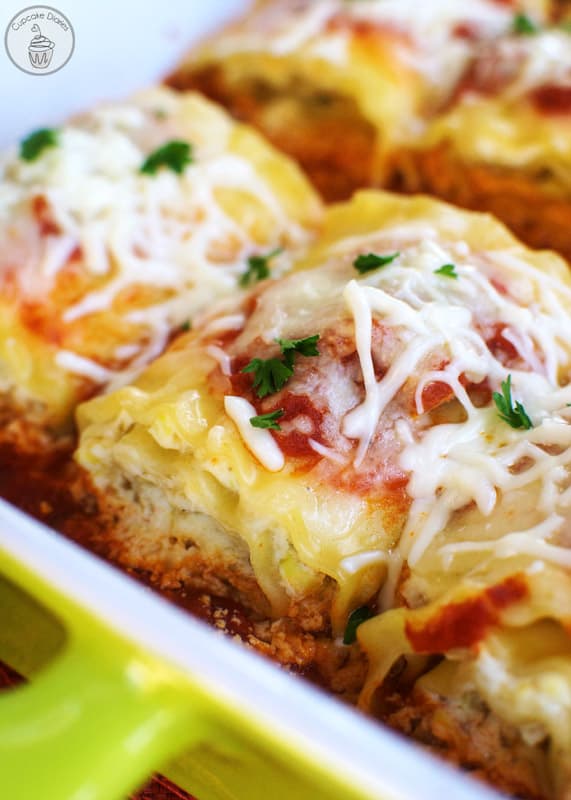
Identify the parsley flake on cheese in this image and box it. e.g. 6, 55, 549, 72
20, 128, 58, 162
353, 252, 400, 274
250, 409, 284, 431
493, 375, 533, 430
512, 12, 538, 35
239, 247, 283, 287
434, 263, 458, 279
242, 335, 320, 398
140, 140, 193, 175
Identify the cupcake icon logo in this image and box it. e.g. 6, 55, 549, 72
28, 24, 55, 69
5, 6, 74, 76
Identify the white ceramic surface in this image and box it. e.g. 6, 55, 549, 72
0, 0, 249, 147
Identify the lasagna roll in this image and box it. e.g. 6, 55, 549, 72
168, 0, 548, 201
389, 24, 571, 260
77, 191, 571, 797
0, 87, 321, 448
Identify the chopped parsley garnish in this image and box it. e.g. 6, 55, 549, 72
20, 128, 58, 161
343, 606, 374, 645
140, 140, 193, 175
353, 252, 400, 274
180, 320, 191, 332
277, 334, 320, 367
242, 357, 294, 399
512, 12, 538, 35
493, 375, 533, 430
242, 335, 320, 398
434, 263, 458, 279
239, 247, 282, 288
250, 409, 284, 431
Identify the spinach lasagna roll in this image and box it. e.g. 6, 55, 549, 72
0, 87, 321, 449
168, 0, 550, 201
77, 191, 571, 798
389, 23, 571, 260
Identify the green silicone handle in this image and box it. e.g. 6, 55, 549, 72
0, 549, 203, 800
0, 536, 401, 800
0, 637, 198, 800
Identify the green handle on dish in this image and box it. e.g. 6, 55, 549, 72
0, 543, 389, 800
0, 551, 203, 800
0, 635, 198, 800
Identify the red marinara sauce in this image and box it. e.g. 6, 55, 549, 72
405, 575, 529, 653
529, 84, 571, 115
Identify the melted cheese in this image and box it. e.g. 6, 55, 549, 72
206, 344, 233, 376
55, 351, 114, 383
77, 192, 571, 635
204, 0, 514, 78
334, 225, 571, 607
496, 31, 571, 100
422, 30, 571, 184
0, 87, 321, 422
358, 561, 571, 789
224, 395, 285, 471
297, 194, 571, 609
185, 0, 540, 148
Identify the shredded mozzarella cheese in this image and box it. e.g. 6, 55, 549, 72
337, 233, 571, 606
490, 31, 571, 100
55, 351, 114, 383
206, 345, 233, 376
0, 89, 311, 386
224, 396, 285, 472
